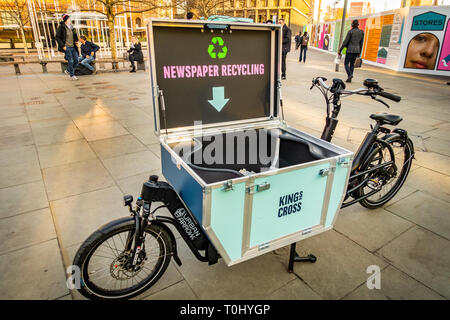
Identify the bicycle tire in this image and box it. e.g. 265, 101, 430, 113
72, 219, 173, 300
358, 134, 414, 209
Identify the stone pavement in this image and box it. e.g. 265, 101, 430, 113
0, 49, 448, 300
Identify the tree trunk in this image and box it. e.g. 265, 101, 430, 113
15, 0, 28, 55
107, 16, 117, 61
19, 25, 29, 55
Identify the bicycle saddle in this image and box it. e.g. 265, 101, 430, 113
370, 113, 403, 125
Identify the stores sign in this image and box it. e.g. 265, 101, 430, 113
411, 11, 446, 31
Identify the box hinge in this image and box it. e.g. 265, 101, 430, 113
246, 182, 270, 194
338, 157, 351, 168
258, 242, 270, 251
319, 166, 335, 177
222, 180, 234, 192
302, 227, 312, 235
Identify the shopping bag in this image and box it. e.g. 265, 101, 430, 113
334, 54, 342, 65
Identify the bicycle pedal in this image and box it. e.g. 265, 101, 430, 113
367, 180, 381, 191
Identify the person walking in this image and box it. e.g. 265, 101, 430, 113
295, 32, 301, 50
78, 35, 100, 74
55, 14, 79, 80
279, 18, 292, 80
299, 31, 309, 63
127, 36, 143, 73
338, 19, 364, 83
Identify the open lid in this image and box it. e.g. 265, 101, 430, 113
147, 19, 282, 135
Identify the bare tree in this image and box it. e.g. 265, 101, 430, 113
180, 0, 227, 18
1, 0, 31, 54
74, 0, 177, 60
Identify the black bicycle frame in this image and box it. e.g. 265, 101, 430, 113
132, 176, 219, 266
319, 94, 397, 208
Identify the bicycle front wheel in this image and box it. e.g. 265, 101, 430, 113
73, 219, 173, 300
358, 134, 414, 209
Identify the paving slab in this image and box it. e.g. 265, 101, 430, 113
76, 120, 129, 141
0, 123, 30, 138
0, 144, 38, 167
413, 150, 450, 176
344, 265, 444, 300
266, 278, 323, 300
127, 124, 160, 145
0, 239, 69, 299
32, 123, 83, 146
377, 226, 450, 299
174, 239, 296, 300
335, 204, 414, 252
0, 208, 56, 255
101, 150, 160, 180
386, 191, 450, 240
143, 281, 198, 300
42, 158, 114, 200
0, 180, 48, 219
89, 134, 147, 160
0, 131, 34, 148
26, 106, 68, 122
404, 167, 450, 203
0, 159, 42, 189
291, 230, 388, 299
63, 104, 109, 120
37, 140, 97, 168
50, 186, 125, 248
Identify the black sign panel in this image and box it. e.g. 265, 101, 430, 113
152, 24, 273, 130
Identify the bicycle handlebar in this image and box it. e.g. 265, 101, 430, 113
311, 77, 401, 103
377, 91, 401, 102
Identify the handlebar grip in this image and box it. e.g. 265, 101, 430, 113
379, 91, 401, 102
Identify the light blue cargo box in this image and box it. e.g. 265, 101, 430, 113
147, 19, 354, 265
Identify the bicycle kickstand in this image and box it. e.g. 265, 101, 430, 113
288, 243, 317, 273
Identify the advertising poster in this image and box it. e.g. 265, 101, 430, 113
376, 15, 394, 64
400, 6, 450, 75
437, 19, 450, 71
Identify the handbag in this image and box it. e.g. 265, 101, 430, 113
354, 57, 362, 68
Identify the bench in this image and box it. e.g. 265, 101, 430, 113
0, 57, 145, 74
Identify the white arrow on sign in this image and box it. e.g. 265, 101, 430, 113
208, 86, 230, 112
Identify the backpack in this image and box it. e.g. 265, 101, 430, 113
302, 36, 309, 46
74, 63, 93, 76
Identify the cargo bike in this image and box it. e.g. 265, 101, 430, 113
72, 20, 414, 300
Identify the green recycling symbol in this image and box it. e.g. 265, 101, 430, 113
208, 36, 227, 59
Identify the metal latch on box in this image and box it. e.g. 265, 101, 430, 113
319, 166, 335, 177
246, 182, 270, 194
222, 180, 234, 192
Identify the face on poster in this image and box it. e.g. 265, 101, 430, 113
402, 8, 449, 72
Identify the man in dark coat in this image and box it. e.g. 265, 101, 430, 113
78, 35, 100, 74
55, 14, 79, 80
279, 18, 292, 80
338, 19, 364, 83
127, 36, 144, 73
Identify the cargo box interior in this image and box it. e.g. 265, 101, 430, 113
167, 128, 339, 184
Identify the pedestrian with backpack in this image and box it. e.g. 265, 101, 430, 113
299, 31, 309, 63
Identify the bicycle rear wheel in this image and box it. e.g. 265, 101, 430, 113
73, 219, 172, 300
358, 134, 414, 209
